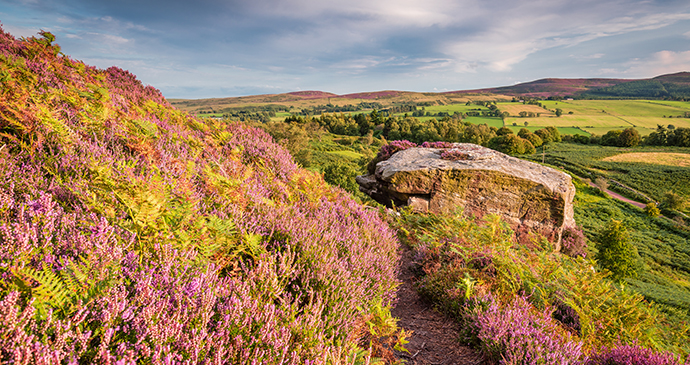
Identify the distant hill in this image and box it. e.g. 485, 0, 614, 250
452, 78, 632, 98
171, 72, 690, 114
451, 72, 690, 99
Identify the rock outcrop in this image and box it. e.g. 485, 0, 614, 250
357, 143, 576, 247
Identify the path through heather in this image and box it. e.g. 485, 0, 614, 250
392, 247, 485, 365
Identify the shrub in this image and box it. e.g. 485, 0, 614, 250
561, 225, 588, 258
662, 191, 687, 211
323, 161, 360, 194
645, 202, 661, 218
367, 140, 417, 173
585, 344, 683, 365
420, 141, 454, 148
440, 149, 472, 161
595, 220, 639, 282
469, 295, 584, 364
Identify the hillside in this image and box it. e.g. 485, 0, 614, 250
0, 27, 400, 363
3, 26, 690, 364
454, 78, 633, 98
171, 72, 690, 116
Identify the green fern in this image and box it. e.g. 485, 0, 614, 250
13, 257, 112, 319
14, 265, 69, 318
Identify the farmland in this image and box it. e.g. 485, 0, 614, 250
182, 93, 690, 138
602, 152, 690, 167
502, 100, 690, 136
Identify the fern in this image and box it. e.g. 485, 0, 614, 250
13, 256, 112, 319
14, 265, 69, 319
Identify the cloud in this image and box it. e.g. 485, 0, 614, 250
621, 50, 690, 77
3, 0, 690, 97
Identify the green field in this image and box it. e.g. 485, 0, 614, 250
464, 116, 504, 128
420, 104, 488, 114
535, 100, 690, 136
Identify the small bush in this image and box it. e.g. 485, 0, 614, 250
645, 202, 661, 218
585, 344, 682, 365
595, 220, 639, 282
440, 149, 472, 161
470, 295, 584, 364
561, 225, 588, 258
420, 141, 454, 148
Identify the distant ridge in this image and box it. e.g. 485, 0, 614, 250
170, 72, 690, 113
286, 90, 338, 98
450, 71, 690, 98
450, 78, 633, 98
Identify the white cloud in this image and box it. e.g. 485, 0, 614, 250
613, 50, 690, 77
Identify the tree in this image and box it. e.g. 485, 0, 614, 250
555, 108, 563, 117
601, 130, 622, 146
488, 134, 534, 155
662, 191, 687, 211
535, 126, 561, 144
618, 128, 641, 147
496, 126, 513, 136
595, 220, 639, 282
644, 203, 661, 217
523, 132, 543, 148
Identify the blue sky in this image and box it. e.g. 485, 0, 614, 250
2, 0, 690, 98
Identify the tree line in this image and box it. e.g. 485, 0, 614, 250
562, 124, 690, 148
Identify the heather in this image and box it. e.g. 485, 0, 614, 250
392, 210, 689, 363
0, 27, 399, 363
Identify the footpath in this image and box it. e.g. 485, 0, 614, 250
588, 182, 647, 209
391, 247, 485, 365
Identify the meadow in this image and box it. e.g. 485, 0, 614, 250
521, 100, 690, 135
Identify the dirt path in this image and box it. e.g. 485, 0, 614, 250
392, 247, 485, 365
588, 182, 646, 209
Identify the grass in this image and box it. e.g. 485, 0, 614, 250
327, 150, 364, 159
534, 100, 690, 134
602, 152, 690, 167
496, 102, 555, 116
465, 116, 504, 128
523, 142, 690, 211
572, 179, 690, 341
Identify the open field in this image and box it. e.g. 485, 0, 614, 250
170, 91, 512, 115
496, 102, 555, 116
464, 116, 504, 128
602, 152, 690, 167
184, 95, 690, 138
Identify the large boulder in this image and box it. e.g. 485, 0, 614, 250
357, 143, 576, 247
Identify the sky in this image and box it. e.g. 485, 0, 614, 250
1, 0, 690, 99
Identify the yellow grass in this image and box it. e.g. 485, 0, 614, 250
498, 104, 554, 116
602, 152, 690, 167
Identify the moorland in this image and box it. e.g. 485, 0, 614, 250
2, 27, 690, 364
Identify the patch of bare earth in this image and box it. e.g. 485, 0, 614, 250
602, 152, 690, 167
392, 247, 485, 365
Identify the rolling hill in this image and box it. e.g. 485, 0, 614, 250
171, 72, 690, 115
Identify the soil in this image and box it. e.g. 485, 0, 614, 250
588, 182, 646, 209
391, 247, 486, 365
